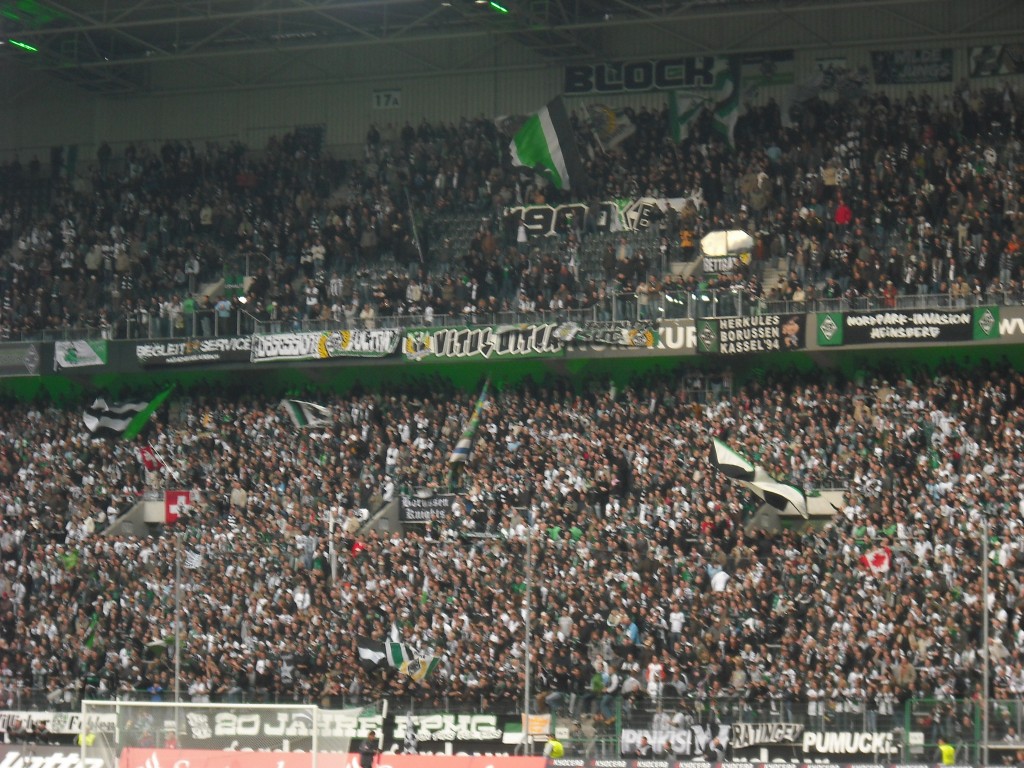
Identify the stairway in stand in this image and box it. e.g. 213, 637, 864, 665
759, 262, 790, 294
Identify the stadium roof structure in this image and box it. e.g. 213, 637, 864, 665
0, 0, 1020, 95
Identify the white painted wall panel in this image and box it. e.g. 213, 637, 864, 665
3, 21, 1024, 164
0, 73, 94, 160
76, 34, 569, 155
587, 3, 1022, 62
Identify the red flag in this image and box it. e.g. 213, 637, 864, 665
138, 445, 163, 472
350, 540, 367, 557
165, 490, 192, 524
860, 546, 892, 576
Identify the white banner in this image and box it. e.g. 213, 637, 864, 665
0, 748, 106, 768
729, 722, 804, 749
507, 194, 702, 238
801, 731, 899, 755
0, 710, 115, 735
620, 724, 730, 757
251, 330, 401, 362
54, 340, 107, 370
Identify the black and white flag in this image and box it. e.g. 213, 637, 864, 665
184, 549, 203, 570
711, 437, 808, 518
403, 712, 418, 754
83, 398, 150, 436
711, 437, 757, 481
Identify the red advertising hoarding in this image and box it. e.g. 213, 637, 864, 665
120, 748, 547, 768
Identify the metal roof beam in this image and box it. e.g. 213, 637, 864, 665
16, 0, 425, 37
775, 8, 833, 48
721, 12, 786, 52
44, 0, 173, 57
958, 0, 1017, 35
109, 0, 157, 25
289, 0, 382, 43
604, 0, 708, 50
876, 6, 945, 37
12, 0, 1011, 86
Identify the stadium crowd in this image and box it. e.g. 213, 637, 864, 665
0, 77, 1022, 338
0, 360, 1020, 748
0, 70, 1023, 761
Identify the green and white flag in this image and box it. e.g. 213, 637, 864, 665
357, 633, 440, 682
508, 97, 585, 191
448, 379, 490, 465
84, 613, 100, 649
122, 387, 174, 441
587, 104, 636, 151
388, 641, 440, 682
710, 59, 741, 148
668, 92, 705, 142
280, 399, 332, 429
83, 386, 173, 440
356, 635, 410, 671
386, 642, 409, 668
669, 57, 740, 147
55, 340, 108, 370
400, 655, 441, 683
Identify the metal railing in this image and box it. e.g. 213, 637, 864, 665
4, 289, 1022, 343
18, 309, 257, 343
10, 686, 1024, 762
246, 289, 1022, 337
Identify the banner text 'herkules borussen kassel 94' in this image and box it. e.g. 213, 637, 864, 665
696, 315, 806, 355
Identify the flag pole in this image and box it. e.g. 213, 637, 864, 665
329, 506, 337, 582
152, 444, 172, 494
173, 528, 183, 741
982, 514, 989, 767
523, 506, 533, 756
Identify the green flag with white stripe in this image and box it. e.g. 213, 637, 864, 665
668, 57, 740, 147
509, 97, 585, 191
385, 642, 409, 668
669, 92, 704, 142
